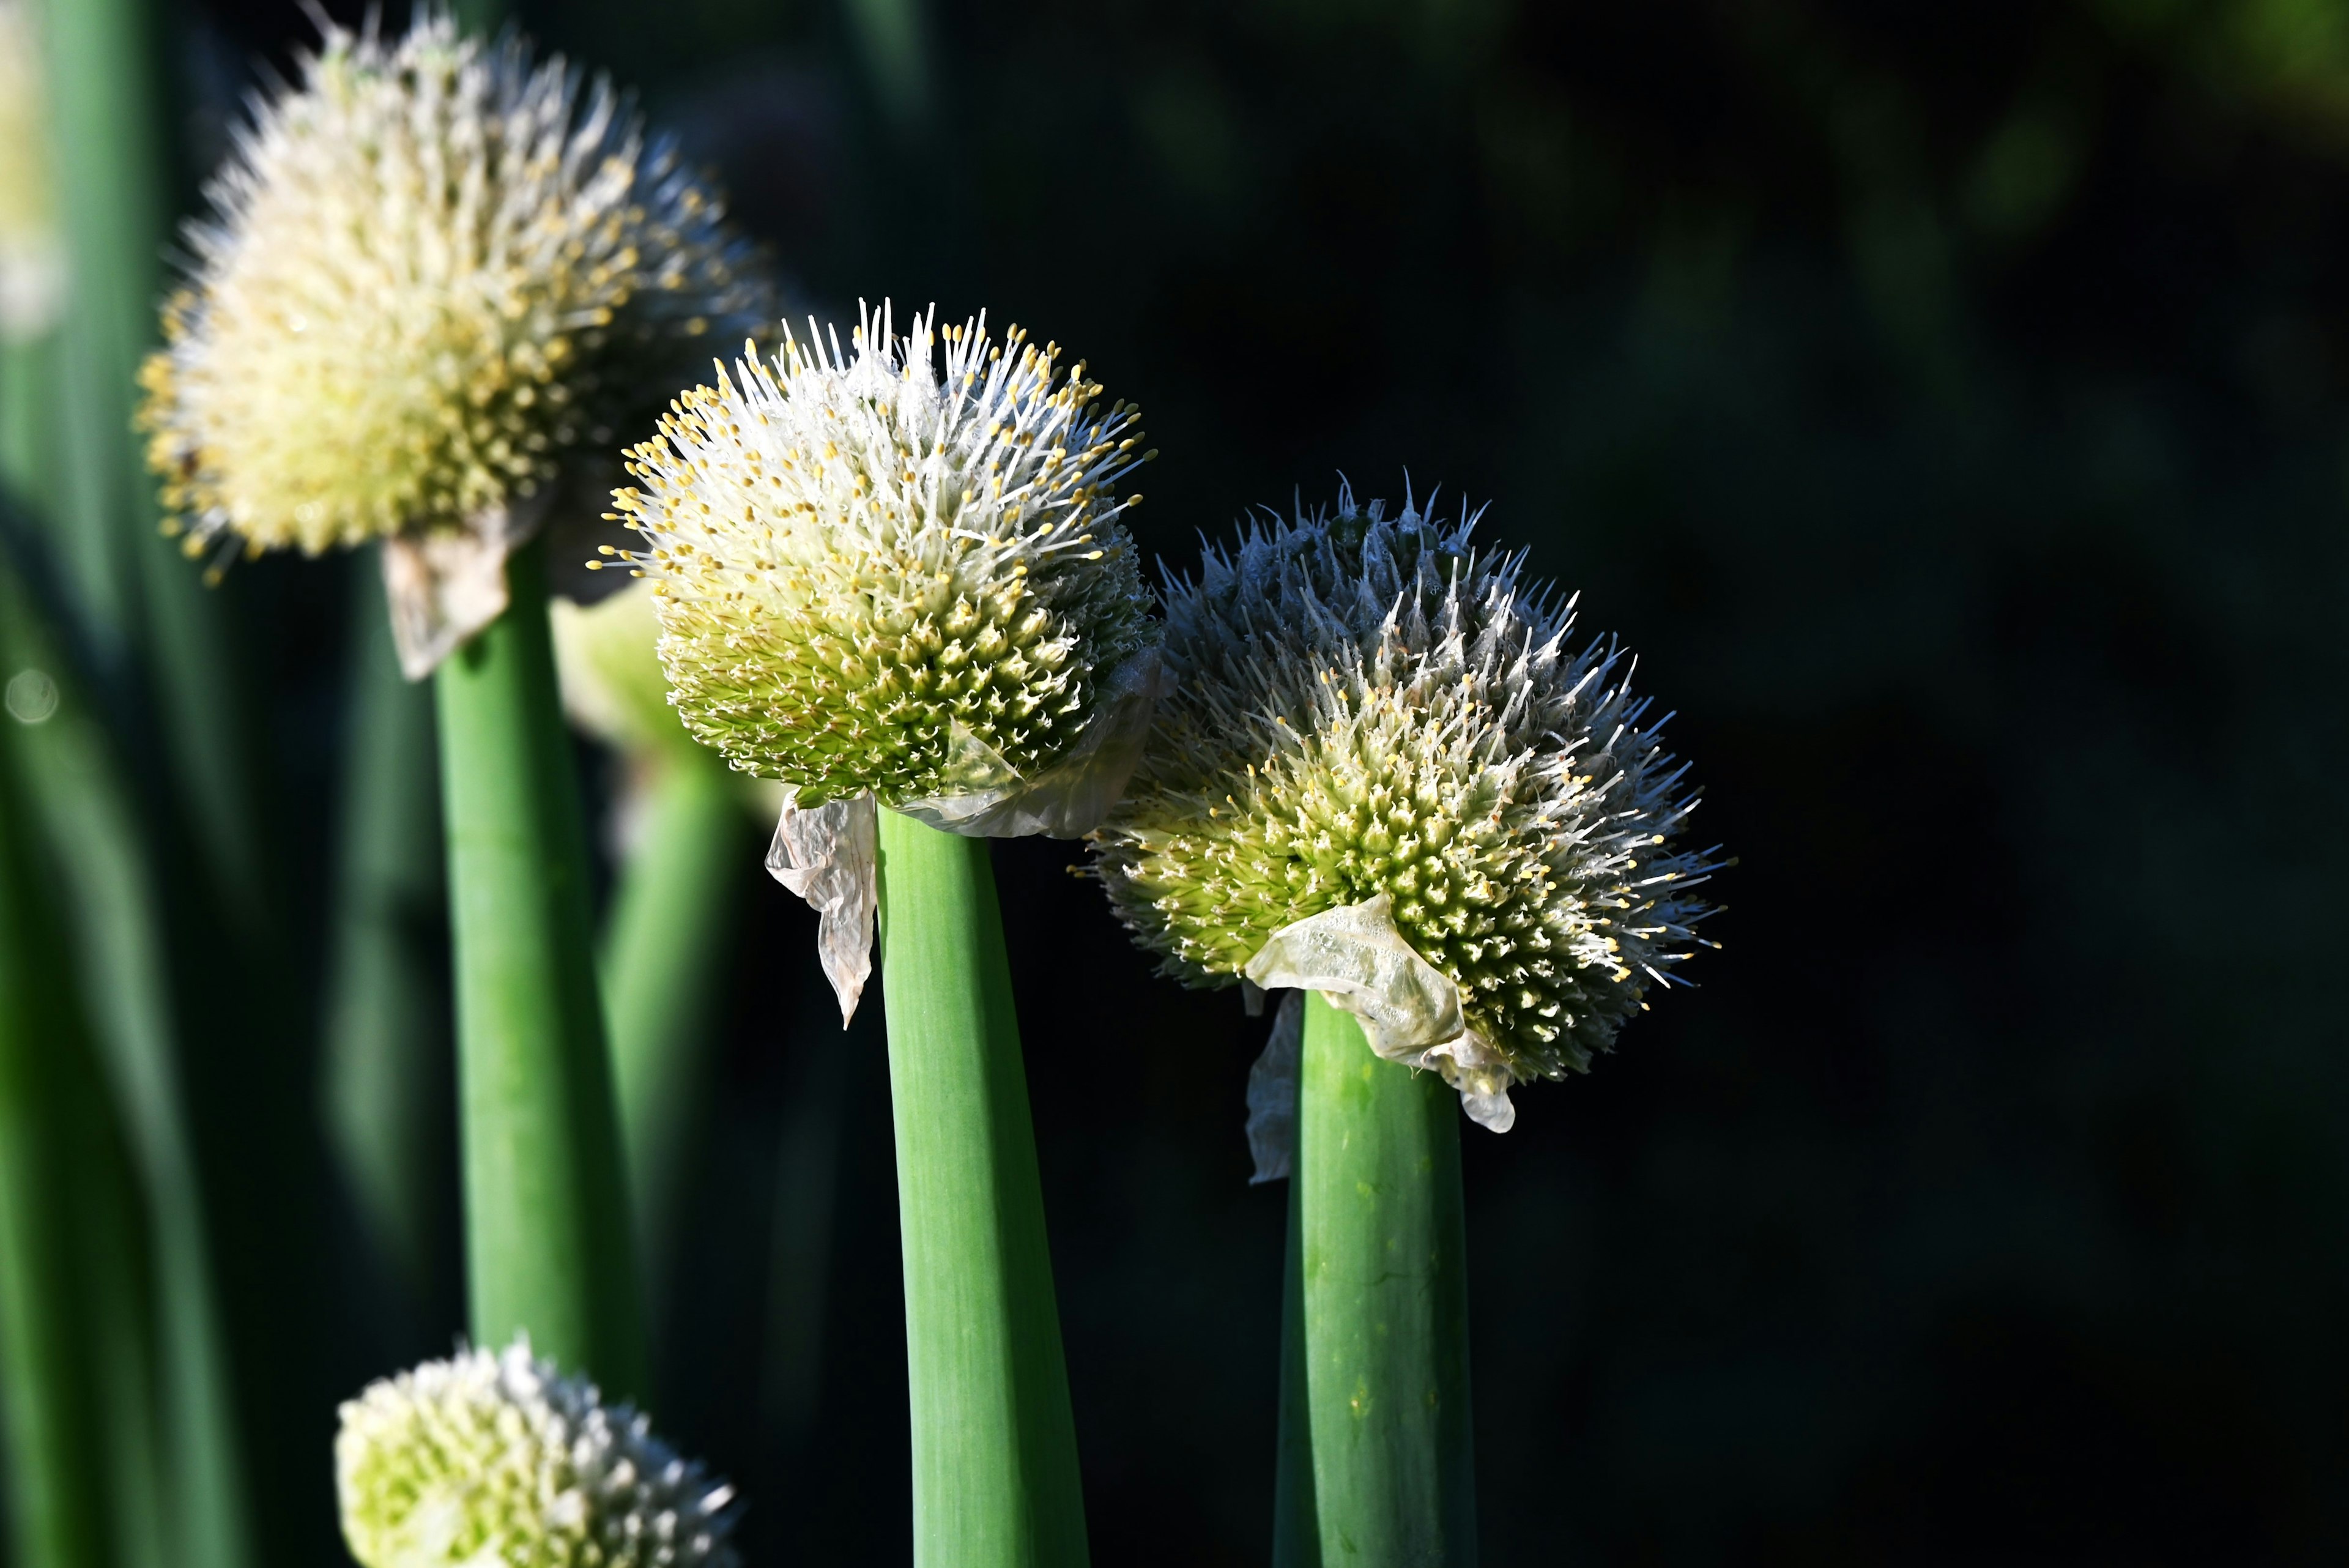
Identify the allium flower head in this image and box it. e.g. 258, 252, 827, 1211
0, 0, 64, 340
336, 1339, 737, 1568
138, 12, 769, 669
1094, 485, 1718, 1126
611, 302, 1157, 812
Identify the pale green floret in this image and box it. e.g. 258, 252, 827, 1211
139, 12, 769, 563
1093, 486, 1718, 1084
336, 1339, 737, 1568
614, 304, 1156, 807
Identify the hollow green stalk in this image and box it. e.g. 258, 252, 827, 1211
0, 719, 109, 1568
1274, 991, 1477, 1568
875, 810, 1088, 1568
603, 749, 748, 1287
437, 535, 644, 1397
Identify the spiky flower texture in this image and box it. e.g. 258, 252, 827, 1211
138, 13, 766, 563
336, 1340, 737, 1568
1095, 488, 1718, 1091
614, 305, 1156, 809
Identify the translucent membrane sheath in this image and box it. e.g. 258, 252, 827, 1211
875, 811, 1088, 1568
604, 749, 746, 1289
437, 536, 645, 1398
1274, 991, 1478, 1568
0, 721, 108, 1568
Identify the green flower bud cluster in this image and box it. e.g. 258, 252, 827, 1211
336, 1340, 737, 1568
1094, 486, 1718, 1085
610, 303, 1157, 808
138, 12, 768, 564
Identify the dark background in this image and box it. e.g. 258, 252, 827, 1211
130, 0, 2349, 1561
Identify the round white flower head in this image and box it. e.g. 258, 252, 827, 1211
610, 302, 1157, 811
336, 1338, 737, 1568
138, 12, 768, 567
0, 0, 64, 340
1093, 485, 1719, 1102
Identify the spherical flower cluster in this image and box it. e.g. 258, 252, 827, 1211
610, 302, 1156, 809
1093, 486, 1718, 1087
336, 1339, 737, 1568
138, 12, 768, 563
0, 0, 63, 340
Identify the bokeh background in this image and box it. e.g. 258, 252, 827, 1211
7, 0, 2349, 1562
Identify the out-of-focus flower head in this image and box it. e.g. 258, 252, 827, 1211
139, 10, 770, 672
0, 0, 64, 340
336, 1338, 738, 1568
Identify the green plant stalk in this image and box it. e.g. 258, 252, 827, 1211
438, 535, 645, 1397
875, 811, 1088, 1568
40, 0, 265, 931
1, 335, 59, 518
37, 2, 267, 1554
1273, 992, 1478, 1568
603, 749, 747, 1288
321, 574, 448, 1305
0, 722, 109, 1568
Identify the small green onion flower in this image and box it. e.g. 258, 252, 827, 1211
611, 302, 1160, 1014
138, 12, 769, 674
0, 0, 62, 341
336, 1339, 737, 1568
1093, 484, 1719, 1134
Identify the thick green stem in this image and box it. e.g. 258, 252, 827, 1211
1274, 991, 1479, 1568
438, 537, 644, 1397
603, 751, 748, 1290
322, 577, 448, 1306
875, 811, 1088, 1568
0, 724, 109, 1568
